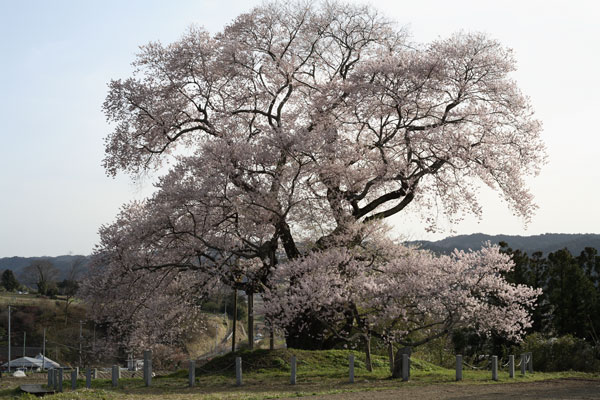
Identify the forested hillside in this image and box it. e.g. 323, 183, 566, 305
411, 233, 600, 255
0, 255, 90, 280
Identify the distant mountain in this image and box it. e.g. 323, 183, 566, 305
2, 233, 600, 279
410, 233, 600, 255
0, 255, 91, 281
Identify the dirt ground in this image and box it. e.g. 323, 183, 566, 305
285, 378, 600, 400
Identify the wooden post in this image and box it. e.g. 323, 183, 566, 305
349, 354, 355, 383
235, 356, 242, 386
144, 350, 152, 387
58, 368, 64, 392
290, 356, 297, 385
188, 360, 195, 387
509, 355, 515, 378
520, 354, 527, 375
402, 354, 409, 381
112, 365, 119, 387
71, 370, 77, 390
53, 369, 59, 390
86, 368, 91, 389
491, 356, 498, 381
527, 352, 533, 373
48, 368, 54, 387
456, 355, 463, 381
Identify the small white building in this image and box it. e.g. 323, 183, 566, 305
2, 354, 60, 371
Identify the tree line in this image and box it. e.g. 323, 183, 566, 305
1, 258, 83, 298
501, 243, 600, 343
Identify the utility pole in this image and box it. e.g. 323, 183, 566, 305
23, 332, 26, 358
7, 305, 11, 372
42, 328, 46, 370
79, 320, 83, 367
232, 289, 238, 353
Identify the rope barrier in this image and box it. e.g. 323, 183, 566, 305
195, 362, 235, 374
462, 360, 491, 370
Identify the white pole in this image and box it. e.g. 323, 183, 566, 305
42, 328, 46, 370
8, 305, 11, 372
79, 320, 83, 368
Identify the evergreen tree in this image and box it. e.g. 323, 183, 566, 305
547, 249, 598, 339
1, 269, 20, 292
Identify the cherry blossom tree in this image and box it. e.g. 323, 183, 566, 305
262, 223, 540, 371
80, 213, 211, 354
95, 0, 545, 349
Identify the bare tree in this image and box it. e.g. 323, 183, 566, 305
21, 260, 59, 295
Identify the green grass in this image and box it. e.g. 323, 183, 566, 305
1, 349, 598, 399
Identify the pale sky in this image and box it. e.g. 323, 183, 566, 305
1, 0, 599, 257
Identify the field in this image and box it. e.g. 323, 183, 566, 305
0, 349, 598, 399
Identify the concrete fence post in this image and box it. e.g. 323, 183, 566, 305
520, 354, 527, 375
112, 365, 119, 387
71, 370, 78, 390
86, 368, 92, 389
93, 368, 98, 379
58, 368, 64, 392
402, 353, 409, 381
527, 352, 533, 373
491, 356, 498, 381
188, 360, 195, 387
235, 356, 242, 386
509, 355, 515, 378
349, 354, 355, 383
144, 350, 152, 387
455, 355, 463, 381
290, 355, 297, 385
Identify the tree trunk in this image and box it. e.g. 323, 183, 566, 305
364, 335, 373, 372
247, 292, 254, 350
232, 289, 237, 353
285, 316, 328, 349
269, 325, 274, 350
387, 343, 394, 374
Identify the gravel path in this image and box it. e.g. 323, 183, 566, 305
282, 379, 600, 400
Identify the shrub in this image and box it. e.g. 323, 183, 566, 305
518, 333, 600, 372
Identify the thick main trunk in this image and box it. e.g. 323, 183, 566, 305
285, 313, 329, 349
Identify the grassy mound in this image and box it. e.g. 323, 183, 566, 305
168, 348, 443, 378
